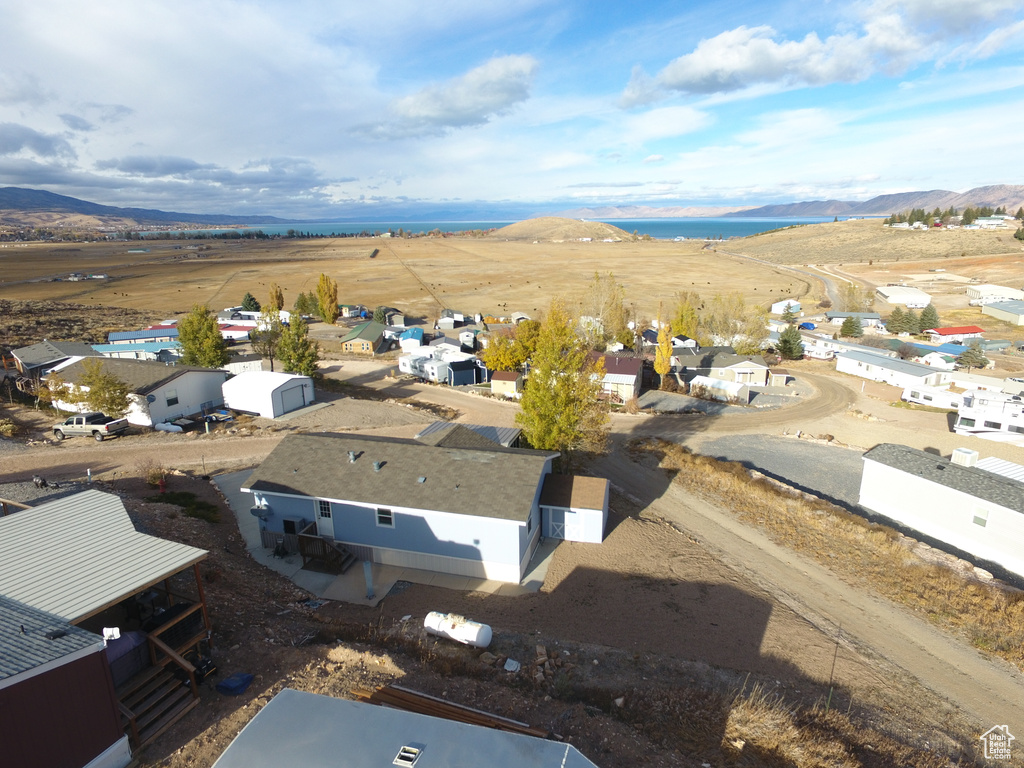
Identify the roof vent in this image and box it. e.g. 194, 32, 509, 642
393, 746, 422, 767
348, 451, 356, 463
417, 477, 426, 483
373, 461, 383, 472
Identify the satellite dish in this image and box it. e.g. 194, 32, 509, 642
146, 394, 156, 403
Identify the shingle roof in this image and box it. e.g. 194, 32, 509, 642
0, 596, 102, 680
57, 358, 225, 394
863, 444, 1024, 512
684, 352, 767, 369
11, 340, 97, 368
539, 475, 609, 511
0, 490, 207, 623
489, 370, 521, 382
243, 433, 556, 522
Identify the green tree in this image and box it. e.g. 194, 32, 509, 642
516, 301, 608, 471
1015, 227, 1024, 242
904, 309, 921, 334
267, 283, 284, 311
293, 291, 316, 316
670, 291, 701, 341
251, 309, 284, 372
178, 304, 229, 368
1016, 207, 1024, 220
955, 342, 989, 373
919, 304, 940, 331
316, 273, 339, 325
780, 302, 798, 324
39, 372, 74, 411
778, 324, 805, 360
373, 305, 389, 324
839, 316, 864, 338
887, 306, 907, 334
76, 359, 131, 417
241, 292, 261, 312
278, 315, 321, 377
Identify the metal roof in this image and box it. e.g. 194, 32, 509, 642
212, 688, 599, 768
0, 490, 207, 623
108, 328, 180, 342
244, 433, 554, 522
836, 349, 940, 376
91, 341, 182, 353
985, 300, 1024, 316
863, 444, 1024, 513
0, 596, 102, 682
976, 457, 1024, 483
414, 422, 523, 449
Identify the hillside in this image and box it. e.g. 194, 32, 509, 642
0, 186, 288, 228
729, 184, 1024, 218
488, 216, 634, 242
725, 217, 1024, 264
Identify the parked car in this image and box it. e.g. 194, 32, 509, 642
53, 412, 130, 441
798, 322, 816, 330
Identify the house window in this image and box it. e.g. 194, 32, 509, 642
527, 515, 533, 533
958, 417, 975, 428
973, 509, 989, 528
165, 389, 178, 407
984, 421, 1002, 429
376, 508, 394, 528
316, 499, 331, 518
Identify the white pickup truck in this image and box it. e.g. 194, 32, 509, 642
53, 412, 130, 441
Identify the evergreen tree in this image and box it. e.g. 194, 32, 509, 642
780, 302, 798, 324
778, 324, 805, 360
178, 304, 229, 368
373, 305, 389, 324
278, 315, 321, 377
839, 316, 864, 338
904, 309, 921, 334
955, 343, 989, 373
1016, 207, 1024, 220
887, 306, 907, 334
516, 301, 608, 472
293, 291, 316, 316
241, 292, 261, 312
919, 304, 940, 331
316, 273, 339, 324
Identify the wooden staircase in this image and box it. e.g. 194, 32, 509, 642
298, 528, 358, 573
117, 636, 200, 750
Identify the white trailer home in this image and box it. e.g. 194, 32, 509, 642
859, 444, 1024, 579
901, 385, 962, 409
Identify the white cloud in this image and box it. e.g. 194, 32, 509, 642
363, 55, 539, 139
643, 155, 664, 164
622, 105, 712, 144
619, 65, 659, 108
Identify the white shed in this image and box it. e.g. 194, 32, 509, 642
539, 474, 609, 544
223, 371, 314, 418
770, 299, 801, 315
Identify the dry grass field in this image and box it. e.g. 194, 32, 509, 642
0, 227, 811, 325
726, 217, 1024, 265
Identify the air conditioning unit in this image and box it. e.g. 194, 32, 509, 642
282, 517, 305, 536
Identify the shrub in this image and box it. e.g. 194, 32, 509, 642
0, 419, 17, 437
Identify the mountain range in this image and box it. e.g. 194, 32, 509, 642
2, 184, 1023, 227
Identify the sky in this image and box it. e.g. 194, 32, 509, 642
1, 0, 1023, 220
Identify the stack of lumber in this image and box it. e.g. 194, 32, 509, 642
352, 684, 550, 738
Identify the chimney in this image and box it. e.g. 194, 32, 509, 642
950, 447, 979, 467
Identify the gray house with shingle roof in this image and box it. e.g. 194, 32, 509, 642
859, 444, 1024, 578
53, 358, 228, 427
243, 431, 593, 583
10, 339, 99, 376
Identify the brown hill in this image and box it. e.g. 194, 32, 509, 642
489, 216, 634, 242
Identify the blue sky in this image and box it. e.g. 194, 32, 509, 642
1, 0, 1022, 219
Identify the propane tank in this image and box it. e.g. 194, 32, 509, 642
423, 611, 492, 648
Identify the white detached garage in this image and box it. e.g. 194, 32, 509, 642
223, 371, 314, 418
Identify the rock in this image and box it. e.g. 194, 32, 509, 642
479, 652, 497, 665
536, 644, 547, 659
614, 697, 625, 708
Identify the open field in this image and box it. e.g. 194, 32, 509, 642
726, 217, 1024, 265
0, 234, 812, 325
